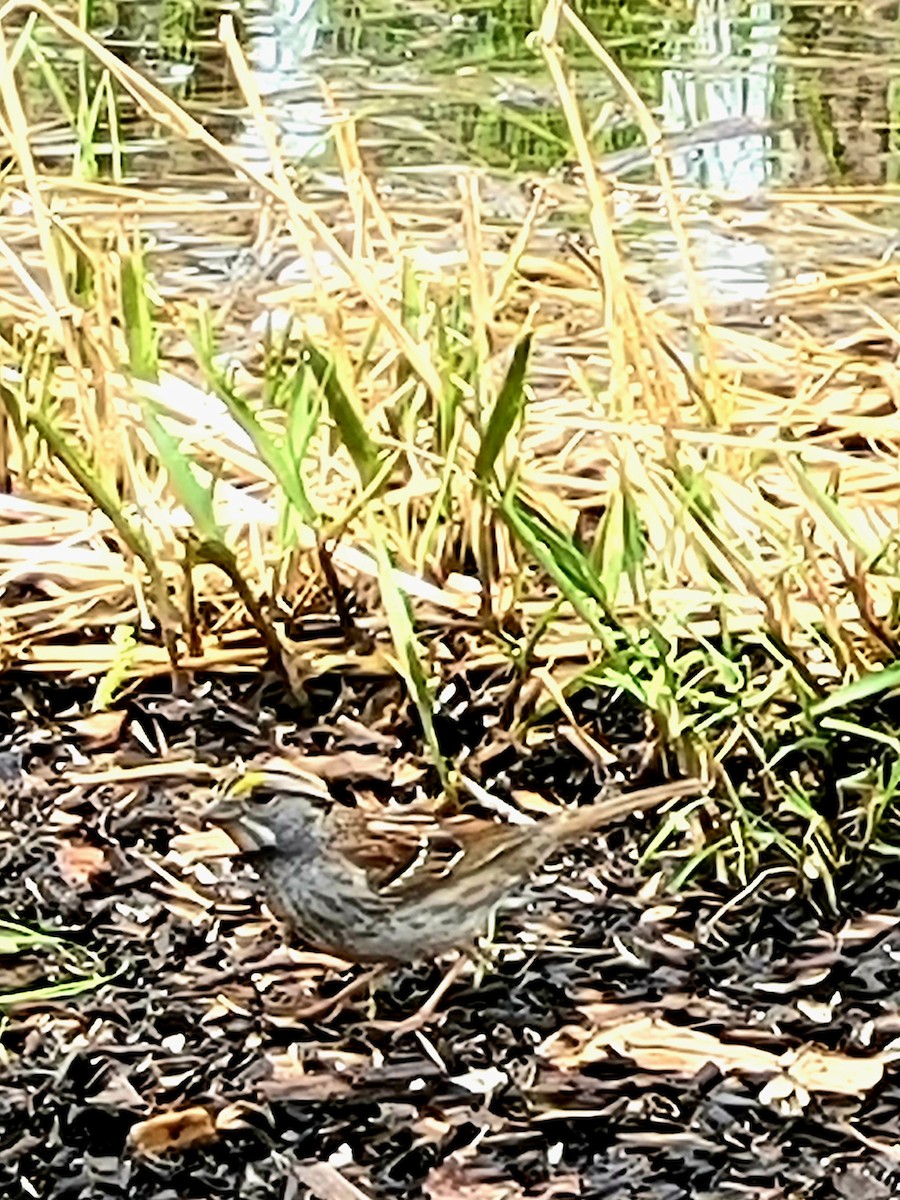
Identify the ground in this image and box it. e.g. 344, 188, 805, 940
1, 676, 899, 1200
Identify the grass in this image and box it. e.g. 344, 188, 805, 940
0, 0, 899, 901
0, 919, 110, 1011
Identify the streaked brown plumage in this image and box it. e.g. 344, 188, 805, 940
210, 767, 702, 964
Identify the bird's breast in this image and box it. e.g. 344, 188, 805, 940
257, 854, 492, 963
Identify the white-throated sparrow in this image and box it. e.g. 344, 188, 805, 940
209, 765, 702, 964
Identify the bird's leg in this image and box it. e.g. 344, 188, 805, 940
291, 965, 386, 1021
370, 953, 472, 1036
471, 906, 499, 985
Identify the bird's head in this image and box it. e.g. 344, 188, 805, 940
205, 761, 331, 858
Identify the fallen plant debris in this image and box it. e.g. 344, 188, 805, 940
128, 1107, 219, 1158
0, 679, 899, 1198
541, 1007, 899, 1110
296, 1162, 379, 1200
55, 840, 108, 891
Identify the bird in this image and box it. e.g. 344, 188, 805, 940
207, 763, 703, 966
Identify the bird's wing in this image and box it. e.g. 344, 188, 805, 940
326, 805, 530, 898
338, 777, 707, 899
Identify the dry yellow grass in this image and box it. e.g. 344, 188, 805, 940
0, 0, 897, 759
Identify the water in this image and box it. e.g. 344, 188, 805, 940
15, 0, 900, 308
35, 0, 900, 185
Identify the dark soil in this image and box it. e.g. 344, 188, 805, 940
1, 675, 899, 1200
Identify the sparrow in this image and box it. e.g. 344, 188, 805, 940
209, 764, 702, 964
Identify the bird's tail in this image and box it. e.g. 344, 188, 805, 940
551, 776, 706, 842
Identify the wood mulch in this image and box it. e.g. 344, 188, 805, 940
1, 675, 899, 1200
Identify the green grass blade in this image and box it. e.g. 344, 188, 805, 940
789, 457, 875, 560
501, 488, 615, 610
0, 920, 65, 954
810, 662, 900, 719
819, 716, 900, 756
92, 624, 137, 710
0, 972, 111, 1009
303, 343, 380, 487
142, 402, 221, 543
121, 243, 159, 383
474, 333, 531, 482
192, 316, 312, 522
592, 481, 646, 599
283, 364, 321, 528
28, 405, 160, 573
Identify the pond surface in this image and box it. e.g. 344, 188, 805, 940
76, 0, 899, 187
17, 0, 889, 314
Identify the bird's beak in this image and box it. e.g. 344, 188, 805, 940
202, 774, 279, 853
218, 812, 279, 853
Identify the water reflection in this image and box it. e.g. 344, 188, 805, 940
222, 0, 900, 192
240, 0, 327, 163
33, 0, 900, 190
653, 0, 781, 301
15, 0, 900, 304
661, 0, 779, 194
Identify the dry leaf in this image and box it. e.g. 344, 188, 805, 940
128, 1107, 218, 1157
295, 1163, 373, 1200
797, 997, 836, 1024
215, 1101, 270, 1131
838, 911, 900, 947
785, 1045, 888, 1097
56, 841, 107, 889
541, 1007, 896, 1108
260, 1054, 353, 1101
639, 904, 680, 924
91, 1070, 148, 1111
425, 1162, 525, 1200
449, 1066, 507, 1095
65, 710, 127, 748
509, 788, 561, 817
544, 1014, 781, 1075
297, 752, 392, 782
754, 969, 832, 994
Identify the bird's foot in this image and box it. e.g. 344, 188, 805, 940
369, 955, 471, 1038
291, 965, 385, 1021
